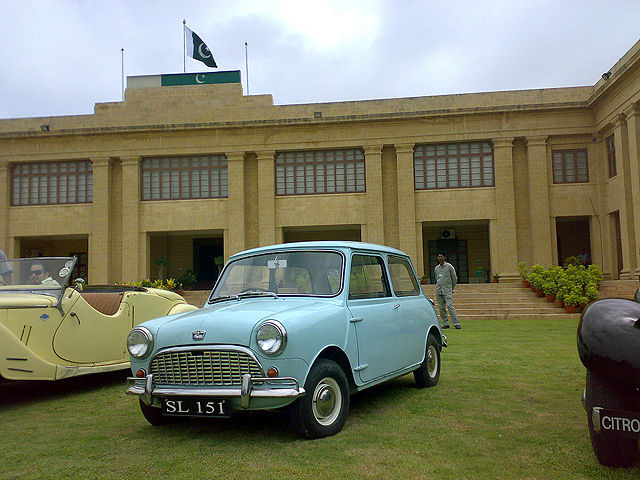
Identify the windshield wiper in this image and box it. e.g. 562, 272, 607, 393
237, 290, 280, 299
209, 294, 240, 304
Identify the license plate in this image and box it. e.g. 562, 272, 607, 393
161, 398, 230, 417
593, 407, 640, 438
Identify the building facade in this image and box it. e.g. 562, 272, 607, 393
1, 42, 640, 286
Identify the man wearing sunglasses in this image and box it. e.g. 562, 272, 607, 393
30, 263, 60, 287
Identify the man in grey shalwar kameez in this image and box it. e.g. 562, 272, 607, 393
434, 251, 461, 329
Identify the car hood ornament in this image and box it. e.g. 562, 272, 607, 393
192, 330, 206, 341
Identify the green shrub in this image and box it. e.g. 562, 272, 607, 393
177, 269, 197, 288
528, 264, 545, 290
563, 256, 582, 267
119, 278, 183, 292
586, 264, 603, 286
542, 280, 557, 295
563, 284, 588, 306
584, 282, 599, 302
518, 261, 529, 281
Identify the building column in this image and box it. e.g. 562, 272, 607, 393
363, 144, 385, 245
89, 157, 111, 284
257, 150, 276, 247
226, 152, 246, 258
395, 144, 418, 263
121, 157, 141, 282
526, 136, 553, 265
612, 114, 637, 279
623, 104, 640, 279
0, 160, 10, 256
492, 137, 519, 281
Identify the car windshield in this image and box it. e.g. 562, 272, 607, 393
0, 257, 77, 300
209, 250, 343, 302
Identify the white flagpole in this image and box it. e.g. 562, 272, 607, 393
121, 48, 125, 101
245, 42, 249, 95
183, 19, 186, 73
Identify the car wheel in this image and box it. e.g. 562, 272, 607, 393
139, 399, 178, 426
585, 370, 639, 467
414, 333, 441, 388
290, 359, 350, 439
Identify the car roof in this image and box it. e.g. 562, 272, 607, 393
229, 241, 409, 260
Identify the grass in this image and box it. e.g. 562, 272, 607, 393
1, 318, 639, 479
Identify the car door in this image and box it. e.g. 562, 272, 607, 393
52, 290, 131, 363
386, 255, 430, 368
347, 253, 407, 383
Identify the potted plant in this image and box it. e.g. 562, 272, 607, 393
584, 282, 599, 304
154, 256, 169, 281
542, 279, 557, 302
420, 275, 429, 285
528, 265, 545, 293
491, 273, 500, 283
564, 285, 588, 313
554, 288, 566, 308
518, 261, 530, 287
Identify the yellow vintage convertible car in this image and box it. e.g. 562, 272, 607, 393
0, 256, 197, 381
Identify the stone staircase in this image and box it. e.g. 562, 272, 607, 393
421, 280, 640, 321
180, 280, 640, 320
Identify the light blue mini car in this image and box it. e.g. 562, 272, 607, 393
126, 241, 445, 438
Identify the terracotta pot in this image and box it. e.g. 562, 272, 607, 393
555, 299, 564, 308
531, 285, 537, 292
545, 294, 555, 303
523, 280, 530, 288
565, 305, 577, 313
536, 289, 545, 297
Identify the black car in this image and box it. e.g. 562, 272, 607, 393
577, 288, 640, 467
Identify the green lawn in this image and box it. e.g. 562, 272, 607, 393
1, 318, 638, 479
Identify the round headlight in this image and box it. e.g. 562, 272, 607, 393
256, 320, 287, 356
127, 327, 153, 359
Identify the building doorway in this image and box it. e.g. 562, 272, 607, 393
556, 217, 591, 266
193, 238, 224, 288
427, 239, 469, 284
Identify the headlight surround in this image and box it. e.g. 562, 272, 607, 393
256, 320, 287, 356
127, 327, 153, 359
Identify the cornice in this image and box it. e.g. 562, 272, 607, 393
0, 101, 591, 140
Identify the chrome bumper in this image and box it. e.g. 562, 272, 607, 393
126, 373, 305, 409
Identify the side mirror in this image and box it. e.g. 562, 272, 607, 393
73, 278, 86, 291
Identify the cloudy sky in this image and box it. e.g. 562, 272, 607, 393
1, 1, 639, 119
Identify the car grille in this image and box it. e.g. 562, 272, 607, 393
150, 349, 264, 386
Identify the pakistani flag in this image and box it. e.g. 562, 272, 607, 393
185, 26, 217, 68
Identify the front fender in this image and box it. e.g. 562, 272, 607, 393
577, 298, 640, 387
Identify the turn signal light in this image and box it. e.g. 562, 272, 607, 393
267, 367, 278, 378
136, 369, 147, 378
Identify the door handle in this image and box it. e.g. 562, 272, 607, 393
70, 312, 80, 324
393, 304, 400, 309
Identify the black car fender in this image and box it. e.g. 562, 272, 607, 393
577, 298, 640, 387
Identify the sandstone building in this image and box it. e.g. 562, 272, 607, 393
1, 41, 639, 286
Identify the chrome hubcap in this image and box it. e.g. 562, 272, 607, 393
312, 377, 342, 426
427, 345, 438, 377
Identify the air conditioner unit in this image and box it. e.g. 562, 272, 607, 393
440, 228, 456, 240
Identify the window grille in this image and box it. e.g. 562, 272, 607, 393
11, 160, 93, 206
275, 149, 365, 195
414, 142, 494, 190
141, 156, 228, 201
552, 149, 589, 184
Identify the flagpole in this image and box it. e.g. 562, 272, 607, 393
121, 48, 125, 101
183, 20, 187, 73
245, 42, 249, 95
